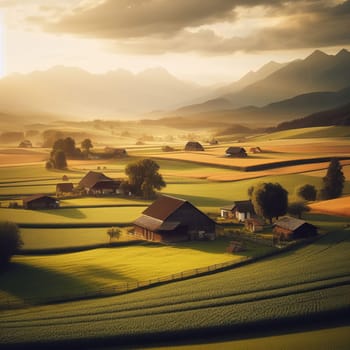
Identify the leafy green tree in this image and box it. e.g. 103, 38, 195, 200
53, 150, 67, 169
288, 202, 310, 219
251, 182, 288, 224
320, 158, 345, 199
81, 138, 93, 154
0, 221, 23, 266
125, 159, 166, 198
296, 184, 317, 201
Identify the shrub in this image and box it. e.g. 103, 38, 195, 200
0, 221, 23, 266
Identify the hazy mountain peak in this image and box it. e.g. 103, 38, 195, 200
336, 48, 350, 58
306, 49, 329, 61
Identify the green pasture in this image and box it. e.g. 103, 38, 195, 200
0, 206, 146, 225
0, 237, 247, 305
252, 126, 350, 141
0, 222, 349, 348
19, 227, 131, 250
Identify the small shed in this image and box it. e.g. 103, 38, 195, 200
133, 195, 216, 243
19, 140, 32, 148
23, 195, 59, 210
245, 218, 264, 233
56, 183, 74, 197
220, 200, 255, 222
185, 141, 204, 151
226, 240, 245, 253
273, 216, 317, 241
249, 147, 262, 153
225, 147, 247, 157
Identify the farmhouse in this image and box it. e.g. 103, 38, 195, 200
56, 183, 74, 197
133, 195, 216, 243
185, 141, 204, 151
273, 216, 317, 241
220, 200, 255, 221
225, 147, 247, 157
23, 194, 59, 210
79, 171, 121, 195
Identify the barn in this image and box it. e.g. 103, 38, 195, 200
133, 195, 216, 243
184, 141, 204, 151
56, 183, 74, 197
273, 216, 317, 241
225, 147, 247, 157
79, 171, 121, 195
23, 195, 59, 210
220, 200, 255, 221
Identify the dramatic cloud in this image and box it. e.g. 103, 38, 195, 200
26, 0, 350, 54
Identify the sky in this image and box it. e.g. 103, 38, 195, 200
0, 0, 350, 85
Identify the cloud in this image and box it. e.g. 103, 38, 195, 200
29, 0, 350, 54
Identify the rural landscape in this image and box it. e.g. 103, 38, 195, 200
1, 1, 350, 349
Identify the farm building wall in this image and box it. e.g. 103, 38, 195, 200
167, 202, 216, 239
134, 225, 188, 243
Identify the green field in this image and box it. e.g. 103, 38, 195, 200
0, 224, 349, 348
0, 237, 263, 306
149, 325, 350, 350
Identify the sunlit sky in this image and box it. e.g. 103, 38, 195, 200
0, 0, 349, 85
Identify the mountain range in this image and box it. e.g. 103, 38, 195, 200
1, 48, 350, 126
0, 66, 212, 121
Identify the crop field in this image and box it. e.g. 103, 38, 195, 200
310, 196, 350, 217
0, 237, 256, 306
0, 223, 349, 348
149, 325, 350, 350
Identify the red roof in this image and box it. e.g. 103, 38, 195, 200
142, 195, 186, 220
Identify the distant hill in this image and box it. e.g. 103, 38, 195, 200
172, 49, 350, 119
0, 66, 212, 120
225, 49, 350, 108
272, 102, 350, 131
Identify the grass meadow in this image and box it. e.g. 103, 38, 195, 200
0, 224, 349, 347
0, 126, 350, 348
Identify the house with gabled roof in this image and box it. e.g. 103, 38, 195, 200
273, 216, 317, 241
78, 171, 121, 195
23, 194, 59, 210
185, 141, 204, 151
225, 147, 247, 157
56, 183, 74, 197
133, 195, 216, 243
220, 200, 255, 222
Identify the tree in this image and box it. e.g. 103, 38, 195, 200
107, 227, 121, 243
81, 138, 93, 154
251, 182, 288, 224
0, 221, 23, 266
320, 158, 345, 199
287, 202, 310, 219
53, 150, 67, 169
296, 184, 317, 201
125, 158, 166, 198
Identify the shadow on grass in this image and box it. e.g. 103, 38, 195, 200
0, 262, 89, 305
44, 207, 87, 219
0, 262, 137, 306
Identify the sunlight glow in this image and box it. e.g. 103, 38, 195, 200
0, 14, 4, 78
